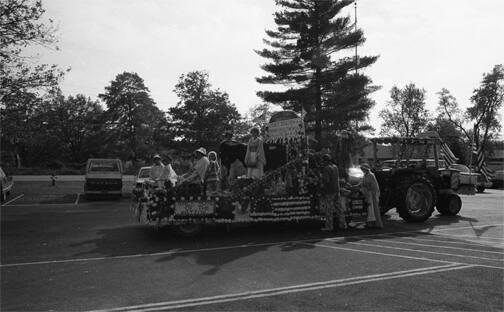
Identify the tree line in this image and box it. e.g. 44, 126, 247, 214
1, 0, 502, 171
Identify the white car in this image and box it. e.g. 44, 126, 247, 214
0, 167, 14, 202
134, 166, 152, 188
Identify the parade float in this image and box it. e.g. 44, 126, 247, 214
129, 110, 366, 235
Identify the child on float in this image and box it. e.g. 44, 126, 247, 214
205, 151, 221, 195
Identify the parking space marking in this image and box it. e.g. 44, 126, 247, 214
2, 194, 24, 206
430, 223, 504, 232
383, 233, 504, 247
433, 233, 504, 241
301, 242, 461, 264
346, 241, 504, 262
310, 242, 504, 270
365, 238, 504, 255
88, 263, 474, 312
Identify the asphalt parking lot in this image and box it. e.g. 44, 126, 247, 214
1, 187, 503, 311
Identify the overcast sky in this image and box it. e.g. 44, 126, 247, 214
35, 0, 503, 133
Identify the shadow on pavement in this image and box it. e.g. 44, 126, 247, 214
65, 210, 494, 275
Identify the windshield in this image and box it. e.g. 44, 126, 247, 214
88, 160, 120, 172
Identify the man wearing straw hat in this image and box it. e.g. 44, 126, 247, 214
360, 163, 383, 228
180, 147, 209, 184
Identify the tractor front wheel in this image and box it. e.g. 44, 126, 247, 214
436, 194, 462, 216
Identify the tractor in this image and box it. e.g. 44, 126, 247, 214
370, 136, 462, 222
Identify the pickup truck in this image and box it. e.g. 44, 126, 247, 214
84, 158, 123, 198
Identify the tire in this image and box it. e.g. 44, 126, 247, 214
436, 194, 462, 216
396, 177, 436, 222
476, 185, 485, 193
175, 224, 203, 237
0, 184, 5, 203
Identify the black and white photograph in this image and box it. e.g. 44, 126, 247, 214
1, 0, 503, 311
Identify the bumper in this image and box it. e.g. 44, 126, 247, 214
85, 190, 122, 195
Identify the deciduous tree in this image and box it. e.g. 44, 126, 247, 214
0, 0, 66, 167
99, 72, 166, 160
0, 0, 65, 97
169, 71, 242, 151
43, 93, 104, 163
468, 64, 504, 149
436, 64, 503, 155
246, 102, 275, 133
379, 83, 430, 137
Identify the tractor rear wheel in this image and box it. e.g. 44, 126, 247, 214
436, 194, 462, 216
396, 177, 436, 222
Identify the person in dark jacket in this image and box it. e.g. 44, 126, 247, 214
320, 154, 345, 231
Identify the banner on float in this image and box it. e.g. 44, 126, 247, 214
265, 118, 305, 143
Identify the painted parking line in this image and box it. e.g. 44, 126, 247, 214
88, 263, 473, 312
345, 241, 504, 262
383, 233, 504, 247
310, 241, 504, 270
360, 237, 504, 255
431, 223, 504, 232
2, 194, 24, 206
433, 233, 504, 241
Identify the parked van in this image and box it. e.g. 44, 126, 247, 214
84, 159, 123, 197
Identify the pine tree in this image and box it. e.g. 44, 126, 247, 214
256, 0, 379, 143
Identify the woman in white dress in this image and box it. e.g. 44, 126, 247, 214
360, 163, 383, 228
245, 127, 266, 179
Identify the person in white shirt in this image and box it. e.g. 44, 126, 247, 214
149, 154, 165, 183
161, 155, 178, 187
181, 147, 209, 184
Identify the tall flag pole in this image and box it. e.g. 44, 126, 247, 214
354, 1, 358, 75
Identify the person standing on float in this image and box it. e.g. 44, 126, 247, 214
149, 154, 165, 187
245, 127, 266, 179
